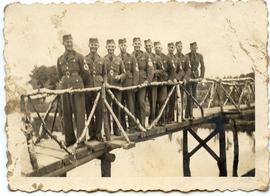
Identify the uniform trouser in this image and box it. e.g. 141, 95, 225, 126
85, 92, 102, 139
148, 86, 157, 124
157, 86, 167, 124
185, 82, 197, 118
62, 92, 85, 147
107, 90, 122, 135
121, 90, 136, 129
135, 88, 146, 127
168, 86, 176, 122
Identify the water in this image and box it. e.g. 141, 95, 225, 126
67, 128, 255, 177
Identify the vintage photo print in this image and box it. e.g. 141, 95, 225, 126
4, 0, 269, 191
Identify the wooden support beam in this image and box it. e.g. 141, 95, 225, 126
216, 116, 227, 176
232, 119, 239, 177
182, 129, 191, 176
100, 152, 116, 177
188, 128, 219, 162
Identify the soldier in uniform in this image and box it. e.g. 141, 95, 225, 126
175, 41, 191, 121
185, 42, 205, 119
144, 39, 163, 124
154, 41, 173, 125
104, 39, 127, 136
84, 38, 104, 141
132, 37, 154, 127
57, 34, 89, 147
166, 42, 178, 123
118, 38, 139, 131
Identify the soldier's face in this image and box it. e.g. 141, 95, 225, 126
190, 45, 198, 52
119, 43, 127, 53
176, 43, 182, 52
154, 45, 162, 55
133, 41, 141, 51
168, 45, 175, 54
89, 43, 99, 53
63, 38, 73, 51
145, 43, 153, 53
106, 44, 116, 54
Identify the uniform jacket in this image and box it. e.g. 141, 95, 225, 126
148, 52, 163, 82
119, 52, 139, 87
132, 50, 154, 84
175, 52, 191, 81
156, 53, 172, 82
85, 52, 105, 87
186, 52, 205, 78
104, 54, 127, 86
57, 50, 89, 89
167, 53, 180, 80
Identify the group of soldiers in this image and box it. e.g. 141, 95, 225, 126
57, 34, 205, 147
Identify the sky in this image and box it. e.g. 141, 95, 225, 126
4, 1, 267, 84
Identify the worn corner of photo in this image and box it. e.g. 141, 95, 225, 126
3, 0, 269, 192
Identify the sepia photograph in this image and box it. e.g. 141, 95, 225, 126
4, 0, 269, 192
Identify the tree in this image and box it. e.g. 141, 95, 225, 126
29, 65, 59, 89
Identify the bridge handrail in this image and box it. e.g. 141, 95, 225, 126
22, 77, 254, 97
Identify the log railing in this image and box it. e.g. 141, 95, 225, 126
20, 77, 255, 168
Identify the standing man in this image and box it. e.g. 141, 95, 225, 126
166, 42, 178, 123
175, 41, 191, 121
85, 38, 104, 141
144, 39, 163, 124
104, 39, 127, 136
185, 42, 205, 119
118, 38, 139, 131
154, 41, 172, 125
132, 37, 154, 127
57, 34, 89, 147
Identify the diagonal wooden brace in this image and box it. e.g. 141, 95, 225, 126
188, 128, 219, 161
148, 86, 176, 130
104, 99, 132, 145
106, 89, 146, 132
188, 128, 219, 158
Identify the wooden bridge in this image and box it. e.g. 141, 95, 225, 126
20, 77, 255, 177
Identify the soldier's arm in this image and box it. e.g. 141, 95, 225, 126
119, 59, 127, 82
168, 58, 176, 81
146, 53, 154, 83
199, 54, 205, 78
155, 56, 163, 76
102, 58, 108, 83
56, 58, 63, 80
132, 56, 139, 85
78, 54, 91, 86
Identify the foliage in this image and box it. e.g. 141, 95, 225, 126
29, 65, 59, 89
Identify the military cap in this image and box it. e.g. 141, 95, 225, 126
62, 34, 72, 42
144, 39, 152, 45
175, 41, 182, 46
154, 41, 161, 47
118, 38, 127, 44
167, 42, 174, 47
89, 38, 99, 44
190, 42, 197, 47
133, 37, 141, 43
106, 39, 115, 45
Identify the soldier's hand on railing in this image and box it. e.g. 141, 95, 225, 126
173, 79, 178, 83
168, 80, 173, 84
115, 75, 121, 81
183, 79, 187, 85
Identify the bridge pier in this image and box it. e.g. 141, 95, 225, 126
215, 116, 227, 176
100, 152, 116, 177
182, 129, 191, 176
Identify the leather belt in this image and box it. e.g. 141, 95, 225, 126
65, 72, 79, 77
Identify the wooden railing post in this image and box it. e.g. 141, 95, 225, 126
102, 81, 111, 141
